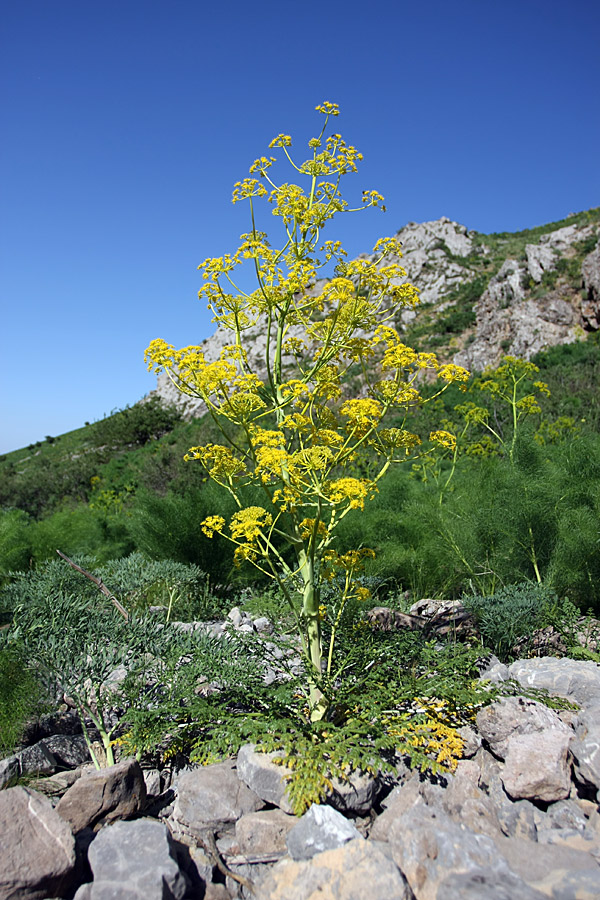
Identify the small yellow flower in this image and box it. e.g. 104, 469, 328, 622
429, 430, 457, 451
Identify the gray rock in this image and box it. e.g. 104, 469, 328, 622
386, 804, 528, 900
328, 769, 382, 816
526, 243, 556, 283
457, 724, 482, 757
56, 757, 147, 832
235, 808, 295, 857
30, 768, 82, 797
236, 743, 294, 813
0, 754, 19, 789
476, 695, 572, 760
508, 656, 600, 708
142, 767, 162, 797
441, 765, 503, 838
571, 704, 600, 798
369, 775, 444, 841
0, 786, 76, 900
582, 242, 600, 328
252, 616, 273, 633
75, 818, 189, 899
286, 803, 363, 860
440, 868, 547, 900
494, 833, 600, 898
227, 607, 244, 628
489, 781, 538, 840
257, 838, 411, 899
501, 728, 572, 801
172, 759, 263, 835
16, 739, 59, 776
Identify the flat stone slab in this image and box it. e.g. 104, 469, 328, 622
0, 786, 76, 900
257, 838, 411, 899
508, 657, 600, 709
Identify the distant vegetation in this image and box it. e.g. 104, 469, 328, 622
1, 335, 600, 614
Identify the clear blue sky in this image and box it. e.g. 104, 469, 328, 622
1, 0, 598, 453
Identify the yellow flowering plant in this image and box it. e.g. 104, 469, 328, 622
146, 103, 469, 720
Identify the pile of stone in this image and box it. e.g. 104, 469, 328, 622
1, 654, 600, 899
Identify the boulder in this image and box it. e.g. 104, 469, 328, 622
571, 705, 600, 799
18, 734, 90, 776
56, 758, 147, 832
285, 804, 363, 861
476, 695, 572, 759
0, 786, 76, 900
171, 759, 263, 835
236, 744, 294, 813
73, 818, 189, 899
501, 728, 572, 801
508, 656, 600, 708
235, 808, 295, 858
257, 838, 411, 900
0, 754, 19, 789
385, 804, 531, 900
493, 833, 600, 899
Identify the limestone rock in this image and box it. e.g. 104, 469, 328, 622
171, 759, 263, 835
369, 775, 445, 841
74, 818, 189, 900
386, 804, 531, 900
328, 769, 382, 816
440, 868, 547, 900
236, 743, 294, 813
476, 695, 572, 759
56, 757, 147, 832
257, 838, 411, 900
285, 804, 363, 861
571, 705, 600, 799
582, 242, 600, 328
494, 833, 600, 899
235, 808, 295, 858
0, 754, 19, 789
0, 786, 76, 900
526, 242, 556, 283
508, 656, 600, 708
501, 728, 572, 801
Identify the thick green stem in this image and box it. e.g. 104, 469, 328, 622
298, 548, 325, 720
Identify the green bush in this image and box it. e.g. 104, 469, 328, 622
462, 582, 567, 662
0, 509, 33, 584
0, 642, 49, 757
0, 552, 226, 626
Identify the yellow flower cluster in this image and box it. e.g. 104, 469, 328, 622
377, 428, 422, 453
201, 515, 226, 538
185, 444, 246, 480
299, 518, 328, 540
230, 506, 273, 542
340, 398, 383, 432
429, 430, 457, 451
323, 478, 374, 510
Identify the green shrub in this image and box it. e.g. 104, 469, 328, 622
0, 552, 226, 626
462, 582, 566, 661
0, 509, 33, 584
0, 642, 49, 757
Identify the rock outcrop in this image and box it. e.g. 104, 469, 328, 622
150, 211, 599, 417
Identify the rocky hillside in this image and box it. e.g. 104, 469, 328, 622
152, 209, 600, 417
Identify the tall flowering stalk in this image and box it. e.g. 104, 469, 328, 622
146, 102, 468, 720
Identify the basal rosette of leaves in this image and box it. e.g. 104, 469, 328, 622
146, 102, 469, 720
